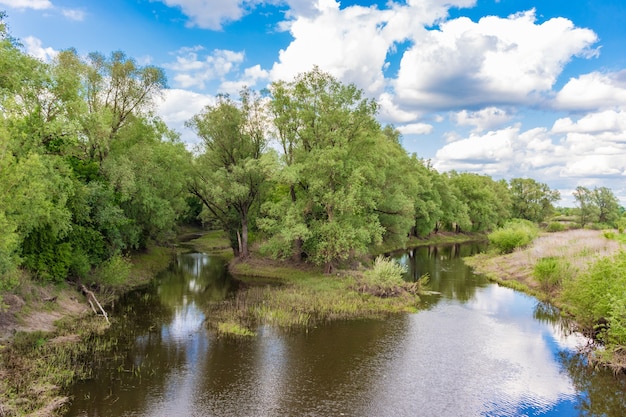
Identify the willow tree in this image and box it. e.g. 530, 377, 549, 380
187, 89, 273, 258
262, 68, 385, 273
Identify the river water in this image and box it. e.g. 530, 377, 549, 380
65, 244, 626, 417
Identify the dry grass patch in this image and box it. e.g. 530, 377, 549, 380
466, 229, 621, 293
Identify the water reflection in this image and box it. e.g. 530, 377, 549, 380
66, 247, 626, 417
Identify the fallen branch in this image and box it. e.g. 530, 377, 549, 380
79, 284, 110, 324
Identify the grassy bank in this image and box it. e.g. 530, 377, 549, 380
0, 241, 178, 417
465, 229, 626, 371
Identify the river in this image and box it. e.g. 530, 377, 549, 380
65, 244, 626, 416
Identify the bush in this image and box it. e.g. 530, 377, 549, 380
362, 255, 407, 290
533, 257, 571, 291
89, 255, 131, 286
545, 222, 565, 233
561, 251, 626, 344
488, 219, 539, 254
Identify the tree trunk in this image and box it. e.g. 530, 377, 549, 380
291, 238, 303, 262
240, 216, 249, 258
324, 262, 333, 275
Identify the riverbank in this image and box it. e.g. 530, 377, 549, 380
0, 243, 179, 417
464, 229, 626, 371
186, 231, 482, 336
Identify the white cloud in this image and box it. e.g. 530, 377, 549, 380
378, 92, 420, 124
157, 0, 255, 30
0, 0, 52, 9
218, 64, 269, 95
434, 126, 518, 175
166, 47, 245, 90
397, 123, 434, 135
432, 109, 626, 205
552, 109, 626, 134
453, 107, 512, 132
553, 70, 626, 111
394, 9, 598, 109
61, 8, 85, 21
155, 88, 216, 147
270, 2, 396, 94
23, 36, 58, 61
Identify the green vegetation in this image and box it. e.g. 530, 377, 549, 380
560, 252, 626, 370
1, 316, 114, 416
546, 221, 566, 232
488, 219, 539, 254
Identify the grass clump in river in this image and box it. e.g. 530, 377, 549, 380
208, 257, 422, 336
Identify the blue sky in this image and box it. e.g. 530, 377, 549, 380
3, 0, 626, 206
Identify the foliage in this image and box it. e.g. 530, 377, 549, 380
573, 186, 600, 227
261, 68, 385, 272
533, 256, 572, 291
0, 17, 192, 285
449, 172, 511, 231
488, 219, 538, 254
89, 255, 132, 286
187, 89, 273, 258
509, 177, 560, 222
361, 255, 408, 290
546, 222, 566, 232
561, 251, 626, 346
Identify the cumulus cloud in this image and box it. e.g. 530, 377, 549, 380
155, 88, 216, 147
0, 0, 52, 9
553, 70, 626, 111
394, 9, 598, 110
397, 123, 434, 136
218, 64, 269, 95
156, 0, 261, 30
453, 107, 512, 132
166, 47, 245, 90
270, 2, 397, 94
23, 36, 58, 61
433, 108, 626, 205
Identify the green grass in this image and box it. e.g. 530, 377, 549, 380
214, 258, 421, 334
1, 315, 114, 417
186, 230, 234, 259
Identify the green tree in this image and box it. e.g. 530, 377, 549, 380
448, 172, 511, 231
187, 89, 273, 258
592, 186, 620, 226
262, 68, 384, 273
573, 186, 598, 227
509, 177, 560, 222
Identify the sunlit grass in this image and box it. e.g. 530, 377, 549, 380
208, 257, 421, 334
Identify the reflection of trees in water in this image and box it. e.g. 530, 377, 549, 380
67, 252, 237, 415
157, 252, 237, 309
394, 243, 488, 305
559, 351, 626, 416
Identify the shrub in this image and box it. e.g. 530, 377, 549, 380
561, 251, 626, 344
603, 230, 616, 240
488, 219, 539, 254
533, 257, 570, 291
545, 222, 565, 233
362, 255, 407, 289
89, 255, 131, 286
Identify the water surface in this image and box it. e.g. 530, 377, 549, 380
65, 244, 626, 416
